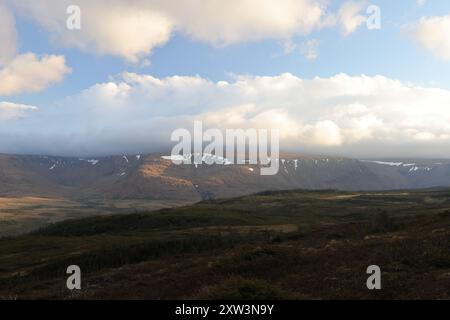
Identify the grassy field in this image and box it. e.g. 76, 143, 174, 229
1, 189, 450, 299
0, 197, 192, 237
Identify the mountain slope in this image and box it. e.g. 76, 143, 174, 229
2, 153, 450, 236
2, 153, 450, 201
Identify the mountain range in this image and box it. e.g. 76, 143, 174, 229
2, 152, 450, 236
1, 153, 450, 201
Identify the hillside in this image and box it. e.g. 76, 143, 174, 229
2, 153, 450, 236
1, 188, 450, 299
2, 153, 450, 200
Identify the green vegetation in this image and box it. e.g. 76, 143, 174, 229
1, 188, 450, 299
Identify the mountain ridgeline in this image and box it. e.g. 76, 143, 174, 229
1, 153, 450, 201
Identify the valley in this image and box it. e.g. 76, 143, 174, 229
2, 153, 450, 236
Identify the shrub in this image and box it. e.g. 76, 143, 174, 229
199, 277, 294, 300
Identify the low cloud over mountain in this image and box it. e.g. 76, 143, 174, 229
2, 72, 450, 158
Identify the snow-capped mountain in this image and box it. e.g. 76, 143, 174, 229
1, 153, 450, 202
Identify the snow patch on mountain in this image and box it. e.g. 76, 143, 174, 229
361, 160, 403, 166
162, 153, 232, 165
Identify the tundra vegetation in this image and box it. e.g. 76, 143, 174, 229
1, 188, 450, 299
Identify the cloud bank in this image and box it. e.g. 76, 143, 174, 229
8, 0, 367, 63
2, 72, 450, 158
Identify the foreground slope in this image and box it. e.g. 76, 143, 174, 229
1, 188, 450, 299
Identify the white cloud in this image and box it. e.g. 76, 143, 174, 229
0, 3, 70, 95
163, 0, 324, 46
0, 53, 71, 96
410, 15, 450, 61
309, 120, 343, 146
324, 1, 368, 36
0, 101, 37, 121
0, 1, 17, 65
9, 0, 365, 63
3, 72, 450, 157
300, 39, 320, 60
10, 0, 174, 63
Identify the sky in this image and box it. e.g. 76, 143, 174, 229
1, 0, 450, 158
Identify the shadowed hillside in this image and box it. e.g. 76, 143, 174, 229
1, 188, 450, 299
